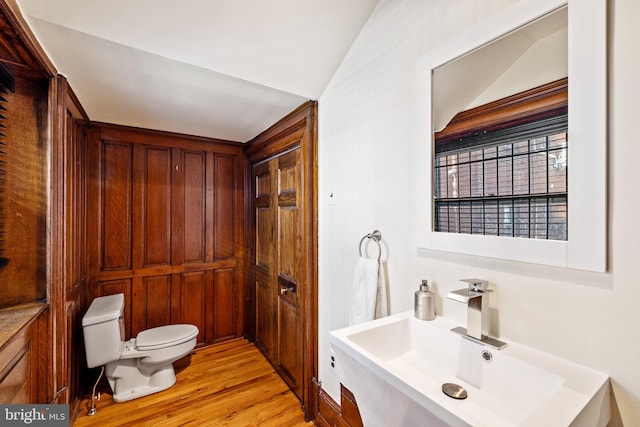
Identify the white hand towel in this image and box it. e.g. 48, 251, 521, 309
349, 257, 388, 325
375, 261, 388, 319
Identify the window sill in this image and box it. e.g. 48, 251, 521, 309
419, 232, 567, 268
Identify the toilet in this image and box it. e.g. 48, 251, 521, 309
82, 293, 198, 402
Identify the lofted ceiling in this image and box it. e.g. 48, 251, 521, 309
432, 6, 567, 132
16, 0, 379, 142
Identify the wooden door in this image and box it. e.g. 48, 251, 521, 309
254, 160, 276, 360
247, 101, 317, 418
253, 149, 303, 398
275, 150, 303, 397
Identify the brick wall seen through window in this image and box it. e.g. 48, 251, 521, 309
434, 121, 567, 240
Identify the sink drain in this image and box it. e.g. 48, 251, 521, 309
442, 383, 468, 400
481, 350, 493, 362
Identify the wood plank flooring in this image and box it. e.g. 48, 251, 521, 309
73, 338, 314, 427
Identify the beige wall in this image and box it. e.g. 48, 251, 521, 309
318, 0, 638, 425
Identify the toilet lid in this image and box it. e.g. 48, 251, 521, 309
136, 324, 199, 350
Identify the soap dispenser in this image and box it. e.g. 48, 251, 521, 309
415, 280, 436, 321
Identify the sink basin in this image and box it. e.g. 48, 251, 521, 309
330, 311, 610, 427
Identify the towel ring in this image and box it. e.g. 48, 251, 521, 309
359, 230, 382, 262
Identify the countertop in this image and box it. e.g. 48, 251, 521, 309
0, 301, 47, 349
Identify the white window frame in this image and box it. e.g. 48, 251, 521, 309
415, 0, 607, 272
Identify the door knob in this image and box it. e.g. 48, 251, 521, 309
279, 286, 295, 295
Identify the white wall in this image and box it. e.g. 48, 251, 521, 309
318, 0, 640, 425
467, 27, 568, 110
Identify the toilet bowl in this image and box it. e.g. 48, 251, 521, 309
82, 293, 198, 402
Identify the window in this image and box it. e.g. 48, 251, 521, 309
434, 114, 568, 241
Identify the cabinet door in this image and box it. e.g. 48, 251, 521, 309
0, 312, 45, 404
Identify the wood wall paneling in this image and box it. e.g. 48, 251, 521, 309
56, 78, 90, 414
182, 151, 206, 263
93, 125, 245, 347
136, 275, 172, 333
214, 154, 236, 260
315, 385, 364, 427
140, 145, 172, 268
64, 301, 80, 404
101, 141, 132, 271
212, 268, 237, 342
180, 271, 206, 344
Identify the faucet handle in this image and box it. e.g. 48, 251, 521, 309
460, 278, 489, 292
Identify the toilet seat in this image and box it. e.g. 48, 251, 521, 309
136, 324, 199, 351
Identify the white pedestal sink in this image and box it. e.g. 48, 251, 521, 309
330, 311, 610, 427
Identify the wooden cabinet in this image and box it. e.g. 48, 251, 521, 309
0, 0, 57, 408
89, 126, 245, 346
0, 304, 48, 404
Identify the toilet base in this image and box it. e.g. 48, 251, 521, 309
106, 359, 177, 402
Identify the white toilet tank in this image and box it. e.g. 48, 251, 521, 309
82, 293, 126, 368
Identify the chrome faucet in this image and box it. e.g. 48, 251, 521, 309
447, 279, 507, 349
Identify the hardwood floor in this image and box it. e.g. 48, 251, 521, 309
73, 339, 314, 426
